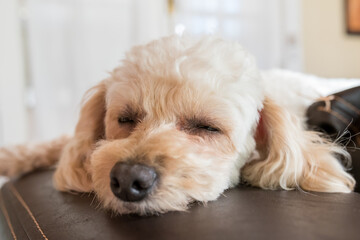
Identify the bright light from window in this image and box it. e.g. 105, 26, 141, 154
175, 23, 186, 35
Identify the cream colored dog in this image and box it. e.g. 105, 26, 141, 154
0, 36, 355, 215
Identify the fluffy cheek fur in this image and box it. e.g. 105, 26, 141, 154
90, 128, 239, 215
242, 98, 355, 193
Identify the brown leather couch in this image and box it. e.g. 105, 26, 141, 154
0, 148, 359, 240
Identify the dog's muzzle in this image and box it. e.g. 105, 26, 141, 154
110, 162, 157, 202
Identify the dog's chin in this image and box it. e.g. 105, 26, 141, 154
100, 192, 192, 216
96, 182, 229, 216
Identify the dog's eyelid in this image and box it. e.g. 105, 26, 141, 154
184, 117, 224, 134
118, 117, 135, 123
118, 105, 146, 121
196, 124, 221, 132
117, 114, 136, 124
117, 109, 140, 123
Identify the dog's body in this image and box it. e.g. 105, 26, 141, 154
0, 36, 355, 215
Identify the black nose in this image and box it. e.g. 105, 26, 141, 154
110, 162, 157, 202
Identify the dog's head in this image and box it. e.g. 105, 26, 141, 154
54, 36, 355, 215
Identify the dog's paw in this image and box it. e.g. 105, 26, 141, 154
0, 147, 22, 176
0, 149, 12, 176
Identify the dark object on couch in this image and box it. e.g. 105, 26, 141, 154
306, 86, 360, 146
1, 169, 360, 240
306, 86, 360, 192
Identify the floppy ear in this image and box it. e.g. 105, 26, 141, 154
242, 97, 355, 193
54, 81, 107, 192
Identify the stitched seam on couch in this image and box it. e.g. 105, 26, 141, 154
317, 95, 360, 132
0, 191, 17, 240
4, 184, 36, 240
9, 184, 48, 240
317, 107, 360, 133
334, 96, 360, 115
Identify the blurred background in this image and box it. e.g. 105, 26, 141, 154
0, 0, 360, 146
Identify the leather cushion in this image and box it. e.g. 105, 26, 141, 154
349, 149, 360, 192
1, 167, 360, 240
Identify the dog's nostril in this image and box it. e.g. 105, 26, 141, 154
110, 162, 158, 202
132, 180, 144, 191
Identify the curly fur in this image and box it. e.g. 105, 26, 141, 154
0, 35, 355, 215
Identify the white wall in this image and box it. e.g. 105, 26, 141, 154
0, 0, 28, 146
302, 0, 360, 78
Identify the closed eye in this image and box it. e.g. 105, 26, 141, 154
118, 117, 135, 124
179, 117, 223, 135
196, 125, 220, 132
